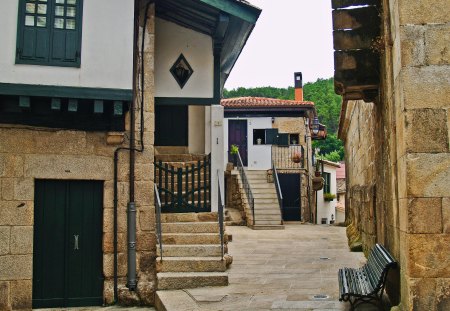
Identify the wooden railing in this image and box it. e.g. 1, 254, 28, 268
271, 145, 305, 170
155, 154, 211, 213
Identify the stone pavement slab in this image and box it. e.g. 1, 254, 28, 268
157, 223, 384, 310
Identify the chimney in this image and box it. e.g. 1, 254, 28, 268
294, 72, 303, 101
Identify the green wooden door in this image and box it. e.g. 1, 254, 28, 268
33, 180, 103, 308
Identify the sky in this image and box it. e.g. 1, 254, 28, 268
224, 0, 334, 90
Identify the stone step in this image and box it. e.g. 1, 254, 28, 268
254, 220, 283, 225
246, 178, 270, 184
252, 224, 285, 230
252, 188, 277, 194
245, 170, 267, 176
162, 233, 221, 245
162, 222, 219, 233
161, 212, 217, 223
253, 192, 278, 199
157, 257, 226, 273
157, 244, 224, 257
254, 198, 279, 204
255, 203, 282, 209
250, 183, 276, 189
254, 209, 282, 216
157, 272, 228, 290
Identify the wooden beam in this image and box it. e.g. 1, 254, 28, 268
334, 50, 379, 72
333, 28, 380, 50
331, 0, 380, 9
198, 0, 261, 24
332, 6, 380, 31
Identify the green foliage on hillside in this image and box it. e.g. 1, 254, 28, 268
223, 78, 345, 160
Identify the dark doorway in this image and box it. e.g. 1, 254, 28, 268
278, 174, 301, 221
228, 120, 247, 166
155, 105, 188, 146
33, 180, 103, 308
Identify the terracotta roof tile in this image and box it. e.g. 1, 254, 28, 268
221, 97, 314, 108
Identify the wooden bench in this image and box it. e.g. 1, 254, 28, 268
338, 243, 397, 310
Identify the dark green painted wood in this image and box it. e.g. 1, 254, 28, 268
277, 133, 289, 146
16, 0, 83, 67
198, 0, 261, 24
155, 97, 216, 106
265, 129, 279, 145
155, 105, 188, 146
0, 83, 132, 100
33, 180, 103, 308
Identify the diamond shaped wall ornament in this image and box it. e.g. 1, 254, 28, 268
170, 54, 194, 89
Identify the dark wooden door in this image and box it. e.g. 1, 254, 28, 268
33, 180, 103, 308
278, 174, 301, 221
228, 120, 247, 166
155, 105, 188, 146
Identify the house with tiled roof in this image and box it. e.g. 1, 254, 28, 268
335, 161, 346, 223
221, 73, 326, 227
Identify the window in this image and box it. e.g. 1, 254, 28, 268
16, 0, 83, 67
323, 172, 331, 193
253, 128, 279, 145
289, 133, 299, 145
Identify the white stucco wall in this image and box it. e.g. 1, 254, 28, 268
155, 18, 213, 98
316, 163, 338, 224
0, 0, 134, 90
224, 117, 272, 170
189, 106, 206, 154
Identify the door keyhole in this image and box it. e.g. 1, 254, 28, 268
74, 235, 79, 250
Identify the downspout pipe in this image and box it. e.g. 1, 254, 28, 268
127, 0, 149, 291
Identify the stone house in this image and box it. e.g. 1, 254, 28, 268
332, 0, 449, 309
315, 159, 340, 225
222, 73, 325, 226
0, 0, 260, 309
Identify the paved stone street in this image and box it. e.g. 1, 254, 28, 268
157, 223, 383, 311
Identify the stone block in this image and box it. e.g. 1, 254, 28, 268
103, 208, 114, 233
13, 178, 34, 201
398, 198, 408, 232
103, 232, 126, 253
3, 155, 24, 178
400, 25, 425, 67
407, 198, 442, 233
0, 281, 11, 311
10, 226, 33, 255
410, 278, 437, 310
103, 279, 114, 305
136, 232, 156, 252
0, 129, 36, 154
436, 278, 450, 310
139, 251, 156, 274
402, 66, 450, 110
24, 154, 113, 180
135, 181, 153, 205
398, 0, 449, 25
0, 255, 32, 280
32, 130, 88, 155
407, 234, 450, 278
425, 24, 450, 65
139, 208, 155, 232
1, 179, 14, 201
405, 109, 448, 153
0, 227, 10, 256
443, 198, 450, 233
10, 280, 31, 310
406, 153, 450, 197
103, 253, 127, 278
0, 201, 33, 226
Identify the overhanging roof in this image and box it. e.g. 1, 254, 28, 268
155, 0, 261, 91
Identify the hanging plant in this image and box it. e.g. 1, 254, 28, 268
292, 151, 301, 163
324, 193, 336, 201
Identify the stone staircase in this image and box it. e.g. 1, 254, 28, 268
238, 170, 284, 230
156, 212, 231, 290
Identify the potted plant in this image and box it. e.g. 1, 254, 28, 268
324, 193, 336, 201
314, 159, 321, 176
230, 144, 239, 166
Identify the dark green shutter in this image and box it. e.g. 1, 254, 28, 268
265, 128, 278, 144
277, 133, 289, 146
16, 0, 82, 67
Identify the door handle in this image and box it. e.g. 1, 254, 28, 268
74, 235, 79, 250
